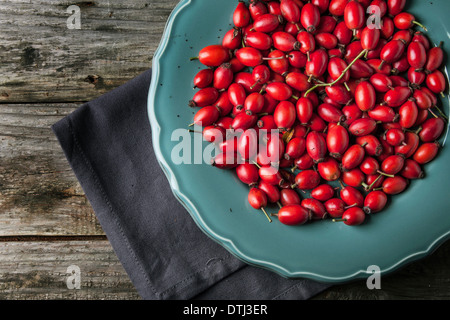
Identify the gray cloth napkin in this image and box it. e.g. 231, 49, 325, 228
51, 69, 331, 300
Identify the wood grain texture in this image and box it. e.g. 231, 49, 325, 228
314, 241, 450, 300
0, 240, 140, 299
0, 0, 179, 103
0, 0, 181, 299
0, 103, 102, 236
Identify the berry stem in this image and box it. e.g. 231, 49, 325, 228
428, 107, 439, 118
344, 82, 350, 91
250, 81, 260, 90
304, 49, 367, 97
252, 160, 261, 169
262, 56, 287, 61
377, 170, 395, 178
434, 106, 449, 121
412, 20, 428, 32
261, 207, 272, 223
366, 174, 383, 191
332, 218, 347, 222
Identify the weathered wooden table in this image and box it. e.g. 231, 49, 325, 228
1, 0, 449, 300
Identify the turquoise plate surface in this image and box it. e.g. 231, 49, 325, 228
148, 0, 450, 283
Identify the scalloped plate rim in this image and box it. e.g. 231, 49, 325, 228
147, 0, 450, 283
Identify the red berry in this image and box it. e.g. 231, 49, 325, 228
426, 70, 447, 96
317, 157, 342, 181
327, 124, 350, 159
293, 169, 321, 190
348, 118, 377, 136
395, 131, 420, 158
276, 205, 311, 225
335, 207, 366, 225
355, 81, 376, 111
193, 68, 214, 88
311, 184, 336, 202
306, 131, 328, 163
400, 159, 424, 180
211, 152, 238, 170
360, 156, 380, 175
398, 99, 418, 129
387, 0, 406, 16
236, 163, 259, 186
244, 31, 273, 50
425, 46, 444, 73
193, 106, 220, 127
198, 45, 231, 67
419, 117, 445, 142
344, 0, 365, 32
381, 154, 405, 175
385, 128, 405, 146
379, 176, 408, 195
300, 3, 320, 33
252, 13, 281, 33
265, 82, 293, 101
413, 142, 440, 164
394, 12, 427, 31
233, 2, 251, 28
407, 41, 427, 70
302, 198, 327, 220
280, 188, 302, 206
363, 191, 388, 214
280, 0, 301, 24
213, 63, 234, 90
325, 198, 346, 218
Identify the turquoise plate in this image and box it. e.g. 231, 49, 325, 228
148, 0, 450, 283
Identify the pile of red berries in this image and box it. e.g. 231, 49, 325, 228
187, 0, 447, 226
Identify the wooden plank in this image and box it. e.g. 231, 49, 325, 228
0, 103, 103, 236
0, 0, 180, 103
1, 238, 450, 300
314, 240, 450, 300
0, 240, 140, 299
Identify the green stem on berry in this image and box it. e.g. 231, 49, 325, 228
366, 174, 383, 191
412, 20, 428, 32
304, 49, 367, 97
252, 160, 261, 169
434, 106, 449, 121
376, 170, 395, 178
261, 207, 272, 223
